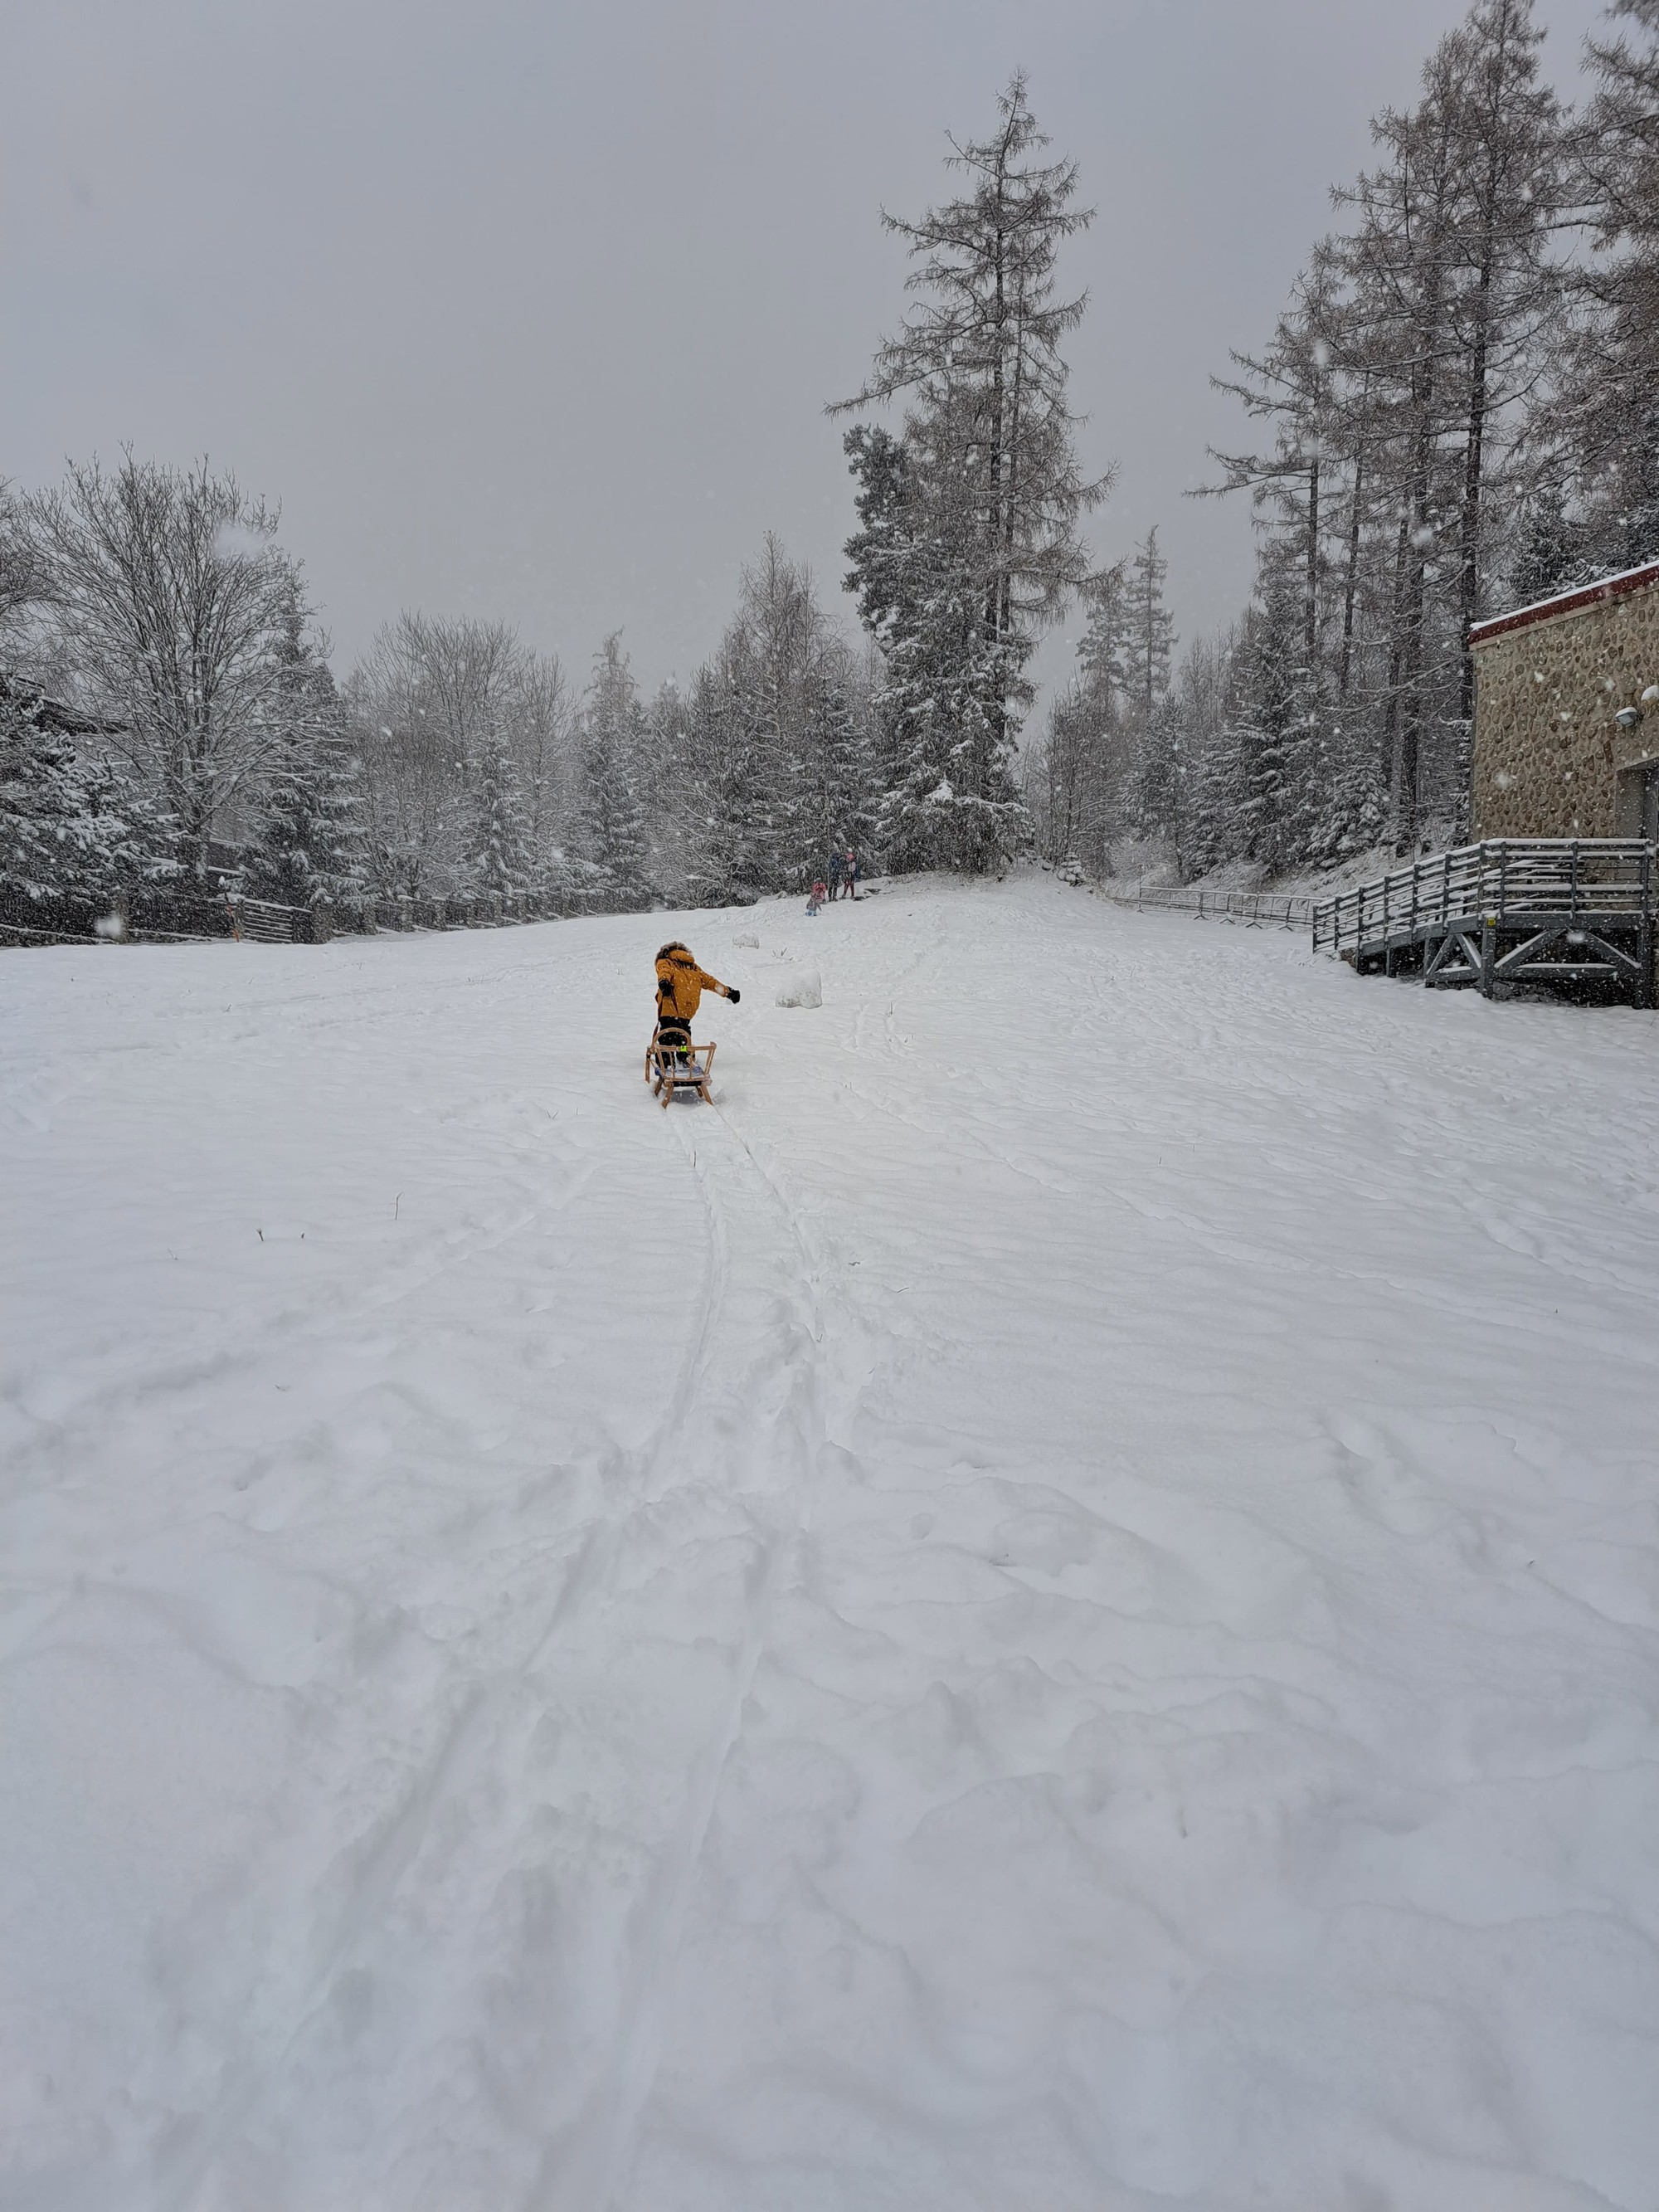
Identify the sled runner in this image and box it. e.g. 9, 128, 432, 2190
645, 1037, 717, 1108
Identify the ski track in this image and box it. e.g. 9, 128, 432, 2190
4, 876, 1659, 2210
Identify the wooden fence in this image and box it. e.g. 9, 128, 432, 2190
2, 882, 613, 952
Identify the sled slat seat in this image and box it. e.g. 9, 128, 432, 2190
645, 1038, 716, 1108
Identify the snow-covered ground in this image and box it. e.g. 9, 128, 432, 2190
4, 874, 1657, 2212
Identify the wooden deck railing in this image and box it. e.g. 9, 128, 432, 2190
1311, 840, 1657, 958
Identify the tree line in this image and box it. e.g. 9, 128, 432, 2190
6, 2, 1657, 926
1028, 0, 1659, 880
0, 470, 886, 919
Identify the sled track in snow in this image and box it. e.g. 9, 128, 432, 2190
154, 1118, 727, 2209
157, 1066, 830, 2212
543, 1095, 830, 2211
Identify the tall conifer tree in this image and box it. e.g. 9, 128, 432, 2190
835, 76, 1108, 872
578, 633, 649, 905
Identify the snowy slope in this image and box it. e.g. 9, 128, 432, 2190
3, 875, 1657, 2212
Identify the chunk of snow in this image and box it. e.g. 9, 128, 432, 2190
212, 518, 271, 562
774, 966, 821, 1008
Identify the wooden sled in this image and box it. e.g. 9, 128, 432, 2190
645, 1037, 716, 1108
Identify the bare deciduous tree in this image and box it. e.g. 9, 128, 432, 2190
0, 480, 47, 648
27, 454, 297, 874
347, 612, 577, 898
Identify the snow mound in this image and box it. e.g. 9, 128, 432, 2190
774, 966, 821, 1008
732, 931, 760, 949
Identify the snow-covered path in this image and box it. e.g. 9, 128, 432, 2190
4, 875, 1657, 2210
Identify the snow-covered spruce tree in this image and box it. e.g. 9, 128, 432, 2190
727, 537, 817, 888
655, 539, 879, 903
1066, 562, 1136, 870
1508, 478, 1592, 603
244, 584, 366, 910
464, 719, 533, 895
840, 423, 966, 874
1236, 567, 1316, 875
1178, 632, 1251, 879
802, 638, 878, 877
674, 657, 767, 904
730, 535, 883, 888
1, 475, 173, 914
1076, 558, 1131, 702
844, 397, 1041, 873
1134, 689, 1190, 861
1117, 528, 1185, 851
1124, 529, 1177, 725
834, 74, 1109, 875
578, 633, 650, 907
0, 685, 172, 910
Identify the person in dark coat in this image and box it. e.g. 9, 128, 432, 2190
827, 849, 845, 901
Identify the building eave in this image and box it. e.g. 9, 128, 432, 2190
1469, 558, 1659, 647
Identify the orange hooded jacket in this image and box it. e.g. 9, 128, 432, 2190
655, 943, 734, 1030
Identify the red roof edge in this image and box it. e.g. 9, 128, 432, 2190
1468, 558, 1659, 646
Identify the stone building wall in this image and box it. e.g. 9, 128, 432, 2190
1470, 566, 1659, 837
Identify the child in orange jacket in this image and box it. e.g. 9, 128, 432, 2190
654, 941, 739, 1055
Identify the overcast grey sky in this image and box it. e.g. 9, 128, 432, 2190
2, 0, 1611, 700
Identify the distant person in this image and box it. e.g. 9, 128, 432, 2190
827, 849, 845, 902
845, 848, 862, 899
654, 940, 738, 1058
807, 879, 827, 915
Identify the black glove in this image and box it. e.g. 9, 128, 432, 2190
727, 987, 741, 1004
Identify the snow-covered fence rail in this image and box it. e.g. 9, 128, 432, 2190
228, 894, 304, 943
1103, 883, 1314, 930
1, 889, 233, 948
357, 884, 616, 933
1311, 838, 1657, 1003
1, 880, 620, 951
